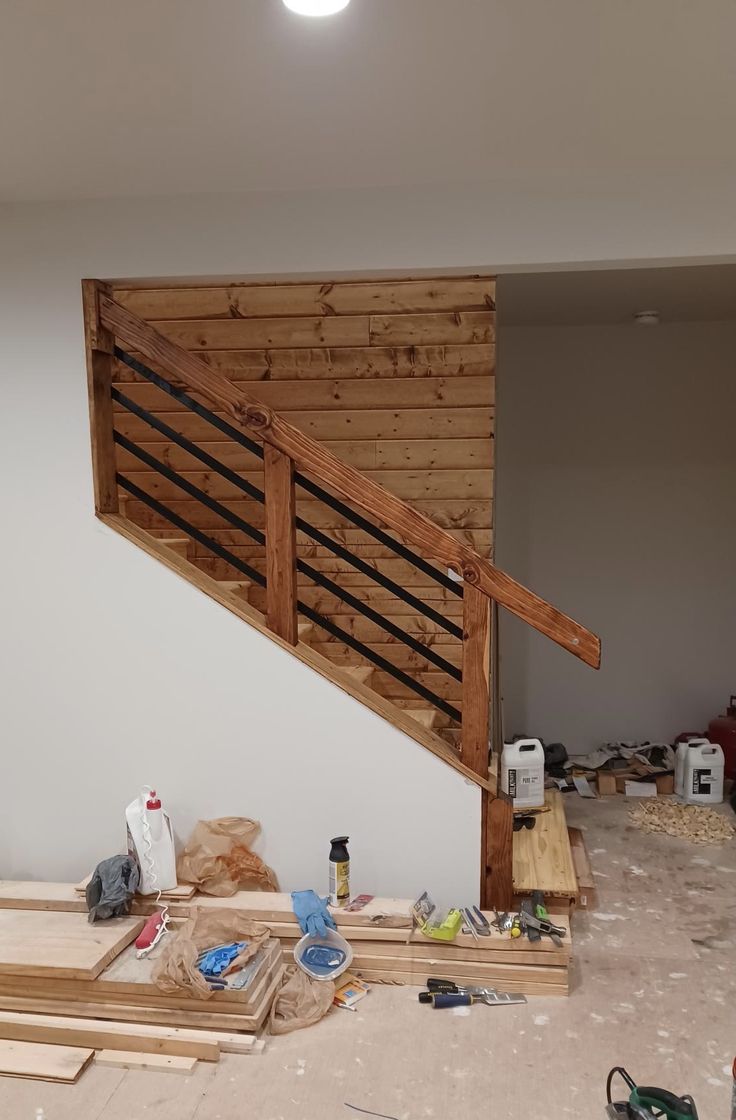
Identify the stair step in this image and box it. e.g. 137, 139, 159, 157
298, 623, 314, 645
343, 665, 375, 686
405, 708, 439, 730
159, 537, 192, 561
217, 581, 251, 603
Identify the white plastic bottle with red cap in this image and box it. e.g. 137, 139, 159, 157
125, 787, 177, 894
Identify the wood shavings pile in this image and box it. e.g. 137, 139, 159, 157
629, 799, 735, 844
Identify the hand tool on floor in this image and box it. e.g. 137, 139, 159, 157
425, 978, 494, 995
419, 985, 527, 1009
606, 1067, 698, 1119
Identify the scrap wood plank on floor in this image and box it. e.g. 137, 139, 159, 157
0, 1010, 223, 1061
567, 827, 598, 910
94, 1049, 198, 1074
512, 789, 579, 901
0, 910, 144, 980
0, 1038, 94, 1083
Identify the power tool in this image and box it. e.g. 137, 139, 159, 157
606, 1067, 698, 1119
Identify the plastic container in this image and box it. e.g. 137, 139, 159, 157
708, 696, 736, 782
501, 738, 545, 809
294, 928, 353, 981
675, 737, 709, 797
683, 742, 724, 805
125, 788, 177, 895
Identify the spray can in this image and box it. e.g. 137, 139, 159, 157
329, 836, 350, 908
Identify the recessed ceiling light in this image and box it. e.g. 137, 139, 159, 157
634, 310, 660, 327
283, 0, 351, 15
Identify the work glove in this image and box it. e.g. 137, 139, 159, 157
291, 889, 337, 937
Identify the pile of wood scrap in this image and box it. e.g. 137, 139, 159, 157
0, 906, 277, 1084
0, 885, 573, 999
629, 799, 735, 843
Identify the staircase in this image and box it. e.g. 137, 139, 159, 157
82, 278, 600, 909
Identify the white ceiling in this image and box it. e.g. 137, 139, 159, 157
500, 264, 736, 326
1, 0, 735, 203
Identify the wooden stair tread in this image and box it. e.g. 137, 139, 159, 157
343, 665, 375, 684
512, 790, 578, 900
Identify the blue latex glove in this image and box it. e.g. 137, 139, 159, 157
291, 890, 337, 937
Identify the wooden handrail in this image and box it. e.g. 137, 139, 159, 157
98, 288, 601, 670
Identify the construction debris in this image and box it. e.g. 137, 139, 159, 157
629, 799, 735, 844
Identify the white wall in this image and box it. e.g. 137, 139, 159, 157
496, 321, 736, 753
0, 182, 732, 895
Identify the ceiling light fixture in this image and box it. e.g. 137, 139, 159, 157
633, 310, 660, 327
282, 0, 351, 15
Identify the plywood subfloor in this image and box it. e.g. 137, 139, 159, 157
0, 911, 143, 980
512, 789, 578, 899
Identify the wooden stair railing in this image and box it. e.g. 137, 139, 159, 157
83, 279, 601, 910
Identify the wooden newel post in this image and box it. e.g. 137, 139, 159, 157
264, 445, 299, 645
81, 280, 118, 515
462, 582, 514, 911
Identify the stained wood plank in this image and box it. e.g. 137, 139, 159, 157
112, 375, 493, 412
121, 468, 493, 504
114, 278, 495, 319
114, 406, 493, 444
116, 438, 493, 475
370, 312, 494, 345
265, 446, 298, 644
155, 316, 370, 350
461, 584, 491, 778
0, 911, 143, 980
0, 1039, 94, 1083
113, 343, 495, 381
178, 526, 493, 554
310, 642, 461, 670
485, 792, 514, 910
126, 499, 493, 532
82, 280, 118, 514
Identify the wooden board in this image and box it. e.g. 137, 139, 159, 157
74, 876, 196, 901
0, 1011, 222, 1061
0, 910, 144, 980
568, 827, 598, 910
0, 1039, 94, 1083
512, 790, 579, 899
96, 1049, 197, 1074
351, 967, 568, 997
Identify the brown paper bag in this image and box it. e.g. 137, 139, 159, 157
152, 907, 271, 1000
177, 817, 279, 896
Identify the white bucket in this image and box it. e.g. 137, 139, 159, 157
675, 737, 709, 796
683, 742, 724, 805
501, 738, 545, 809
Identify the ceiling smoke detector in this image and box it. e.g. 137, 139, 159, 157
282, 0, 351, 14
634, 310, 660, 327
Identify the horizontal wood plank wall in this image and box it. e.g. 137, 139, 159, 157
111, 276, 495, 718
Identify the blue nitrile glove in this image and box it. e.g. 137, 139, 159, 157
291, 890, 337, 937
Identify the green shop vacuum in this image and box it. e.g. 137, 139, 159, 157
606, 1067, 699, 1120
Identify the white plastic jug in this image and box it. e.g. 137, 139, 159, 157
675, 737, 709, 796
683, 742, 724, 805
501, 738, 545, 809
125, 787, 177, 895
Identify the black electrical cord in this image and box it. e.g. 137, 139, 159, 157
606, 1067, 637, 1105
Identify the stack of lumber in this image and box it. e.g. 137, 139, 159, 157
0, 865, 576, 1002
512, 790, 580, 908
0, 907, 278, 1082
